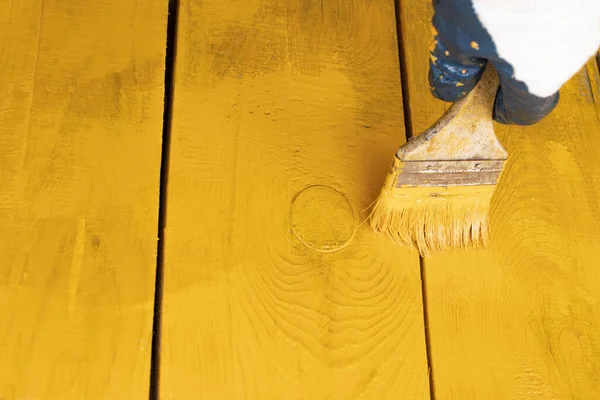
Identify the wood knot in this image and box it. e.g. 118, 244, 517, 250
290, 185, 356, 253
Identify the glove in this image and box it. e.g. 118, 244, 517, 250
430, 0, 600, 125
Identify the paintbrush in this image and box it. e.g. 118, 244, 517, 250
370, 64, 508, 256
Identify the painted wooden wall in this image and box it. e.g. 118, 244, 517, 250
2, 0, 600, 399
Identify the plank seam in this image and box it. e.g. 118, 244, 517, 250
394, 0, 414, 141
419, 257, 437, 400
394, 0, 436, 398
149, 0, 180, 398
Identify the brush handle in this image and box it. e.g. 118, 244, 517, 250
465, 63, 500, 117
396, 62, 507, 161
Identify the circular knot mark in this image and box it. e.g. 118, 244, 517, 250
290, 185, 356, 253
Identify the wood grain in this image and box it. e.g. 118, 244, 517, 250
400, 0, 600, 398
0, 0, 167, 398
160, 0, 429, 398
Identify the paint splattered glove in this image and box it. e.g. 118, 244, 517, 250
429, 0, 600, 125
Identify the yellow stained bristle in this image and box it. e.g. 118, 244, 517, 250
370, 183, 495, 257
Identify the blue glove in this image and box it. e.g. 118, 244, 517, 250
429, 0, 600, 125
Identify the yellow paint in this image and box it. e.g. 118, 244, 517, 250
470, 41, 480, 50
160, 0, 429, 398
456, 82, 464, 87
444, 50, 450, 57
68, 218, 87, 317
430, 39, 438, 54
400, 0, 600, 398
0, 0, 167, 398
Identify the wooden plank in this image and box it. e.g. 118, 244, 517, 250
160, 0, 430, 398
0, 0, 167, 398
400, 1, 600, 398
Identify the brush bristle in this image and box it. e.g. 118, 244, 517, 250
370, 185, 494, 256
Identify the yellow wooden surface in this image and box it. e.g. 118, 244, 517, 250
160, 0, 430, 398
0, 0, 167, 398
401, 1, 600, 398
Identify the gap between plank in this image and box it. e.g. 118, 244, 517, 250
150, 0, 179, 398
393, 0, 436, 398
394, 0, 414, 141
419, 257, 436, 400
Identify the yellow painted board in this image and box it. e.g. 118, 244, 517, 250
400, 0, 600, 398
161, 0, 430, 398
0, 0, 167, 398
